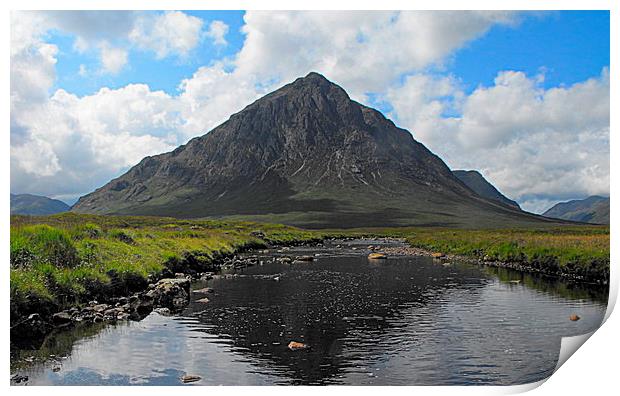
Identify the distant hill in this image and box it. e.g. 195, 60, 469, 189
543, 196, 609, 224
10, 193, 70, 216
72, 72, 559, 229
453, 170, 520, 210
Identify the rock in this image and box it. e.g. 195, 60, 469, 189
569, 314, 581, 321
368, 253, 387, 260
175, 273, 187, 279
278, 257, 293, 264
288, 341, 308, 350
250, 230, 266, 239
431, 252, 445, 259
196, 298, 210, 304
199, 272, 214, 281
145, 278, 191, 311
52, 365, 61, 372
180, 374, 202, 383
193, 287, 214, 294
128, 295, 154, 320
154, 307, 172, 316
117, 312, 131, 321
10, 313, 51, 340
51, 311, 72, 325
295, 255, 314, 261
10, 374, 28, 384
93, 304, 109, 313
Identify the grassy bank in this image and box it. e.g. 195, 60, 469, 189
10, 213, 324, 324
338, 226, 610, 283
10, 214, 609, 326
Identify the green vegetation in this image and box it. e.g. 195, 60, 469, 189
10, 213, 609, 325
338, 226, 609, 282
10, 213, 324, 322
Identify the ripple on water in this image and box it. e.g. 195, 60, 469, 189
12, 240, 607, 385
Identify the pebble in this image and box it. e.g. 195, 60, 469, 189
180, 374, 202, 383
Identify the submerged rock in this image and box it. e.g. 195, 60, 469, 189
288, 341, 308, 350
193, 287, 214, 294
295, 255, 314, 262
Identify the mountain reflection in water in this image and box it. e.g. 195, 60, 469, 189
12, 240, 607, 385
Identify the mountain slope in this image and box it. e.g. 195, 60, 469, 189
73, 72, 558, 228
453, 170, 520, 210
11, 193, 70, 216
543, 196, 609, 224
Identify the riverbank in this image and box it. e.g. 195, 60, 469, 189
10, 213, 327, 344
10, 214, 609, 345
335, 227, 610, 285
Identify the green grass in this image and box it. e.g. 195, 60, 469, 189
10, 213, 325, 322
332, 226, 609, 282
10, 213, 609, 324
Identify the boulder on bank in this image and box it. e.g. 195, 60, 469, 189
431, 252, 446, 259
145, 278, 191, 311
11, 313, 52, 341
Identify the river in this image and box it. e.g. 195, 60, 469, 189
10, 238, 608, 385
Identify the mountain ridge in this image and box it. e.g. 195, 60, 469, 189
543, 195, 609, 224
11, 193, 70, 216
72, 72, 560, 228
452, 170, 520, 210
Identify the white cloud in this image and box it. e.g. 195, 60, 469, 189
206, 20, 229, 46
11, 83, 182, 198
98, 42, 128, 74
11, 10, 608, 212
129, 11, 204, 58
234, 11, 518, 99
387, 69, 610, 213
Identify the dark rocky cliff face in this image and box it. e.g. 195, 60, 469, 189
73, 72, 555, 228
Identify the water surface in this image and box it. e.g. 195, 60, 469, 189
11, 239, 607, 385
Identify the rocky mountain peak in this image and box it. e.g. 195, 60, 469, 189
72, 73, 554, 228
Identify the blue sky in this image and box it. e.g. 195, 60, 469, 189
10, 11, 610, 212
50, 11, 610, 98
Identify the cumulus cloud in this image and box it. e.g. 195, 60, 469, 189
234, 11, 517, 99
206, 20, 229, 46
386, 69, 610, 213
11, 85, 181, 199
10, 10, 609, 212
98, 42, 128, 74
129, 11, 204, 58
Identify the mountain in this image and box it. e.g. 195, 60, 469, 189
452, 170, 520, 210
72, 72, 559, 228
11, 193, 70, 216
543, 196, 609, 224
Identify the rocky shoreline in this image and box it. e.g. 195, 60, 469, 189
10, 237, 607, 351
9, 239, 324, 349
379, 244, 609, 286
